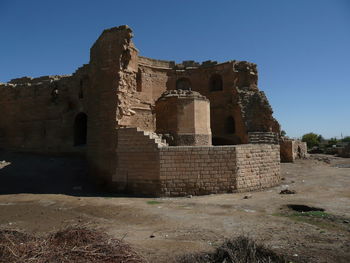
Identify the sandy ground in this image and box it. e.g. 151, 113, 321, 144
0, 150, 349, 262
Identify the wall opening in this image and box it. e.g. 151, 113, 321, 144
176, 78, 192, 90
226, 116, 236, 134
74, 113, 87, 146
209, 74, 223, 91
297, 146, 302, 158
212, 137, 235, 145
79, 80, 84, 99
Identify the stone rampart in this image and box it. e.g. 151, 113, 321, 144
114, 128, 280, 196
0, 73, 88, 153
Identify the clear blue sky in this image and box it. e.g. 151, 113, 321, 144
1, 0, 349, 139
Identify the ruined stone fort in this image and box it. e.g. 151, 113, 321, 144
0, 26, 306, 196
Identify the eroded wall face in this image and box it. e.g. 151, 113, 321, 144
339, 144, 350, 158
280, 140, 308, 162
280, 140, 293, 162
0, 68, 89, 153
165, 61, 280, 145
166, 62, 247, 145
87, 26, 138, 184
126, 65, 168, 131
0, 25, 283, 195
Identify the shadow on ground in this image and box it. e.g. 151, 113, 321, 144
0, 149, 103, 196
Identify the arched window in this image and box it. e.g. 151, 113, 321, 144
74, 113, 87, 146
176, 78, 192, 90
79, 80, 84, 99
226, 116, 235, 134
209, 74, 223, 91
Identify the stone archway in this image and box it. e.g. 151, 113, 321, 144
74, 113, 87, 146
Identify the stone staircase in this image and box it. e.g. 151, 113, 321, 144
117, 127, 168, 151
142, 130, 168, 148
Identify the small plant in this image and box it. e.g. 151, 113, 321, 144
177, 236, 287, 263
274, 205, 350, 231
292, 211, 330, 218
146, 200, 162, 205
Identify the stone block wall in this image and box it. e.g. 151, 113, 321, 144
248, 132, 279, 144
115, 128, 167, 195
0, 69, 89, 153
114, 128, 280, 196
159, 146, 236, 196
338, 144, 350, 158
235, 144, 280, 191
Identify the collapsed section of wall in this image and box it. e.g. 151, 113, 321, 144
115, 128, 280, 196
88, 25, 138, 184
0, 69, 89, 153
280, 139, 308, 162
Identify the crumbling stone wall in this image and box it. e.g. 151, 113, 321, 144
131, 58, 170, 131
338, 144, 350, 158
1, 26, 280, 153
162, 60, 280, 145
0, 65, 89, 153
0, 25, 284, 192
165, 61, 247, 145
87, 25, 139, 184
280, 139, 308, 162
248, 132, 279, 144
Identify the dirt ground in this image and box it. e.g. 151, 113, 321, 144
0, 150, 349, 262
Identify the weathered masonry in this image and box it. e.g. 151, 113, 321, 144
0, 25, 303, 196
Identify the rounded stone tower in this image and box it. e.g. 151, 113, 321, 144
155, 89, 212, 146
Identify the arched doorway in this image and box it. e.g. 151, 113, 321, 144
209, 74, 223, 91
74, 113, 87, 146
176, 78, 192, 90
226, 116, 236, 134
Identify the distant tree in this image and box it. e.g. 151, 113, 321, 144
342, 136, 350, 143
280, 130, 286, 137
327, 137, 338, 147
317, 135, 324, 143
302, 133, 321, 149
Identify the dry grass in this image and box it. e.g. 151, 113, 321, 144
177, 236, 288, 263
0, 226, 147, 263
